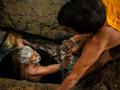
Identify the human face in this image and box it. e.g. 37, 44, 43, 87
29, 49, 41, 64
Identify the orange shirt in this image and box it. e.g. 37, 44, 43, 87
102, 0, 120, 32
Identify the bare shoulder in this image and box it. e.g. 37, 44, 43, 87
94, 26, 120, 39
101, 26, 120, 38
93, 25, 120, 50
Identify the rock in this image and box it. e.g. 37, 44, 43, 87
0, 0, 71, 39
0, 78, 59, 90
0, 0, 120, 90
0, 0, 72, 62
0, 78, 79, 90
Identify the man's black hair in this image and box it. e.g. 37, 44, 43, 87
57, 0, 106, 34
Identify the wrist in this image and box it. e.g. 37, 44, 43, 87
72, 34, 81, 42
60, 60, 70, 69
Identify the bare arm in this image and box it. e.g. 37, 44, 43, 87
57, 26, 120, 90
28, 64, 61, 76
16, 38, 40, 49
58, 37, 105, 90
28, 57, 71, 76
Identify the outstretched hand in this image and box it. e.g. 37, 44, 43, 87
60, 39, 75, 55
61, 38, 80, 54
60, 54, 71, 69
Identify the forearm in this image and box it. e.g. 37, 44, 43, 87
22, 39, 33, 47
28, 64, 61, 76
45, 64, 61, 74
16, 38, 39, 49
29, 59, 70, 76
58, 41, 104, 90
58, 47, 120, 90
45, 59, 71, 74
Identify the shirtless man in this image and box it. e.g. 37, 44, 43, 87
16, 38, 70, 82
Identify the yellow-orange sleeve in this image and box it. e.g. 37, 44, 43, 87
102, 0, 120, 32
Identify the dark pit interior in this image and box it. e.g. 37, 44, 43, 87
0, 49, 63, 84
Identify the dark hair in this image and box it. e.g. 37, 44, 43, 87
57, 0, 106, 34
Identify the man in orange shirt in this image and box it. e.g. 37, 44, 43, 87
57, 0, 120, 90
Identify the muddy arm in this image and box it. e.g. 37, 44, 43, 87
57, 26, 120, 90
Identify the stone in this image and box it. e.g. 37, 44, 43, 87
0, 0, 71, 39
